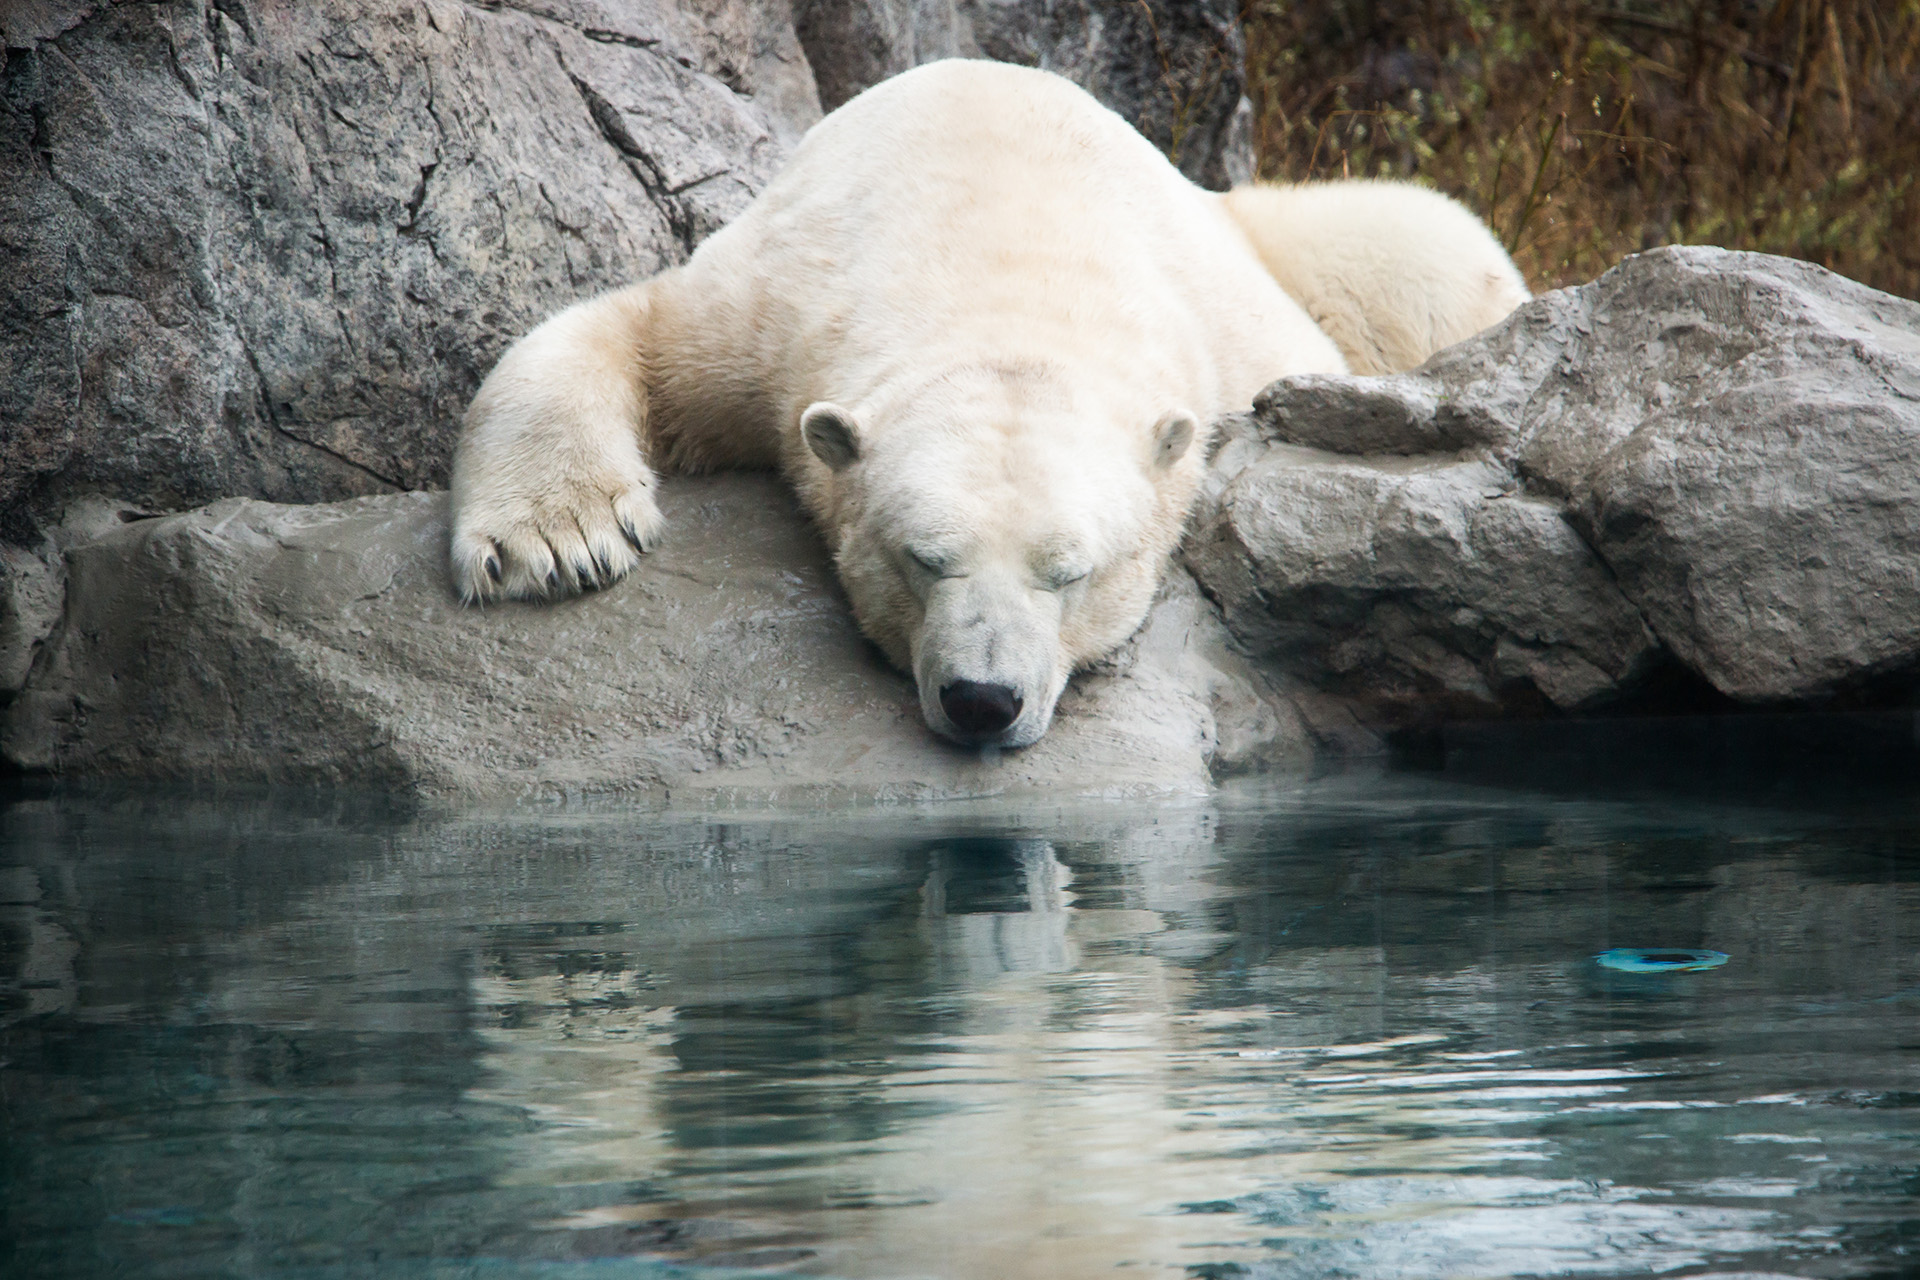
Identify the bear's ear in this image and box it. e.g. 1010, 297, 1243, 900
801, 402, 864, 471
1151, 410, 1198, 469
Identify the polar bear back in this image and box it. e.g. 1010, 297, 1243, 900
647, 59, 1346, 465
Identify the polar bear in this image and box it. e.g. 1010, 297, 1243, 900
450, 60, 1525, 749
1221, 181, 1531, 375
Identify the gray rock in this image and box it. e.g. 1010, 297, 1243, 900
2, 478, 1341, 799
1250, 374, 1494, 456
1187, 246, 1920, 712
0, 548, 61, 700
1187, 441, 1657, 715
0, 495, 157, 700
793, 0, 1252, 190
1539, 252, 1920, 702
0, 0, 818, 526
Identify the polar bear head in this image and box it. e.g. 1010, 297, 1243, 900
798, 367, 1201, 748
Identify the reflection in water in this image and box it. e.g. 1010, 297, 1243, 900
1, 775, 1916, 1279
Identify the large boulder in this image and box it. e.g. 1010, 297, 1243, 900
1186, 436, 1659, 714
1185, 246, 1920, 714
1, 478, 1338, 799
0, 0, 818, 528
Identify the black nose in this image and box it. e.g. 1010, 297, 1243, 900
939, 680, 1024, 738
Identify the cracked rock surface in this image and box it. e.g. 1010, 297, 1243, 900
1, 478, 1340, 799
1185, 247, 1920, 714
1, 0, 818, 527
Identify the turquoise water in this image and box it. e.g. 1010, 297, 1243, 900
2, 761, 1916, 1278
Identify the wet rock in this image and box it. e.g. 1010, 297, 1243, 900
1187, 246, 1920, 712
1, 479, 1336, 799
793, 0, 1253, 189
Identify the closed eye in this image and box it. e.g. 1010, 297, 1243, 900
1043, 566, 1090, 591
906, 548, 958, 578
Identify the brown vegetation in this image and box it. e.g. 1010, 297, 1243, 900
1243, 0, 1920, 297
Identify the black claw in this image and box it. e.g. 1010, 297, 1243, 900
545, 568, 561, 594
484, 553, 502, 584
619, 519, 646, 552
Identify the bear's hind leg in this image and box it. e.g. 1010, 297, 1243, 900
1219, 182, 1528, 375
449, 282, 665, 604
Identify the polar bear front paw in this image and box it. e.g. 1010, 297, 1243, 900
449, 459, 665, 605
447, 278, 667, 604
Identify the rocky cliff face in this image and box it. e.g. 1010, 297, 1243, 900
792, 0, 1249, 187
2, 1, 812, 525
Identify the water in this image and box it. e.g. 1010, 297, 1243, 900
2, 759, 1916, 1279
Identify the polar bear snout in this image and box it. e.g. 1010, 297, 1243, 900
938, 680, 1025, 740
908, 568, 1067, 749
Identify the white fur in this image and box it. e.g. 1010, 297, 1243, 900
450, 61, 1523, 748
1220, 180, 1530, 375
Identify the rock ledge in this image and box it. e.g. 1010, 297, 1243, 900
3, 479, 1339, 800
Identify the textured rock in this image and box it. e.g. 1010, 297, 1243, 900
793, 0, 1253, 189
2, 478, 1336, 798
0, 0, 818, 525
0, 548, 61, 699
0, 495, 154, 700
1188, 432, 1657, 715
1187, 246, 1920, 712
1537, 254, 1920, 701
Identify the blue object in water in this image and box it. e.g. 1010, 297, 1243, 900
1596, 947, 1729, 973
107, 1207, 198, 1228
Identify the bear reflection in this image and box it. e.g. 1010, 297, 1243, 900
919, 837, 1077, 979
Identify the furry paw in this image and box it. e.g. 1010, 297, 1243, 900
449, 437, 665, 605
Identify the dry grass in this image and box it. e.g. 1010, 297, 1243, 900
1244, 0, 1920, 298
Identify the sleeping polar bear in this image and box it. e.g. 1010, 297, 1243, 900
450, 60, 1527, 748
